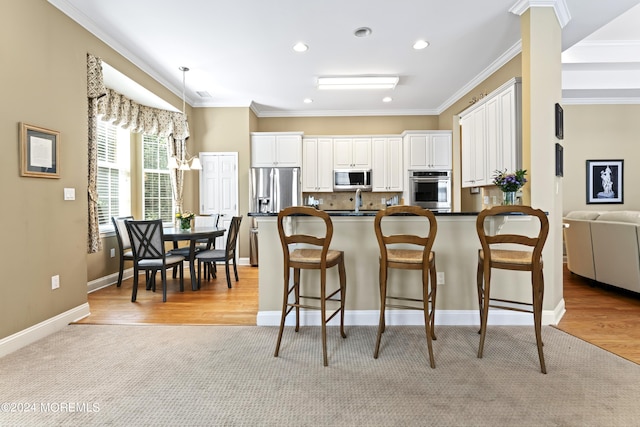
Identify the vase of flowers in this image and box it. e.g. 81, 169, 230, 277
176, 211, 195, 230
492, 169, 527, 205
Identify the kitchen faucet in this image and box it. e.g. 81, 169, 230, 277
355, 188, 362, 213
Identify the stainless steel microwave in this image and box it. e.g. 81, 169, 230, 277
333, 169, 372, 191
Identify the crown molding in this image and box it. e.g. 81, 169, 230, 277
562, 97, 640, 105
509, 0, 571, 28
253, 107, 439, 118
436, 41, 522, 115
48, 0, 193, 106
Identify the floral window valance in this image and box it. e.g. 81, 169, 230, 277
97, 88, 189, 140
86, 53, 189, 253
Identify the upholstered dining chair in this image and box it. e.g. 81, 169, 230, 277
274, 206, 347, 367
112, 216, 134, 287
195, 216, 242, 289
476, 205, 549, 373
373, 205, 438, 368
125, 219, 185, 302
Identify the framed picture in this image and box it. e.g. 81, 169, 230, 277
20, 122, 60, 178
555, 103, 563, 140
586, 160, 623, 204
555, 143, 563, 177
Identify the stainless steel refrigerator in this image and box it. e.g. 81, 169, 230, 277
249, 167, 301, 267
250, 167, 302, 213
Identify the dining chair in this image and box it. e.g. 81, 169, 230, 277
195, 216, 242, 289
274, 206, 347, 367
476, 205, 549, 373
125, 219, 185, 302
373, 205, 438, 368
111, 216, 134, 287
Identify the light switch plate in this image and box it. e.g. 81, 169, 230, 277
64, 188, 76, 201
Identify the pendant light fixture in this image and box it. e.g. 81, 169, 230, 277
169, 66, 201, 170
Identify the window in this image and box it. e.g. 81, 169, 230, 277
96, 120, 131, 230
142, 134, 174, 222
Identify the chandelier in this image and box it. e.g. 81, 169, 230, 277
168, 66, 201, 171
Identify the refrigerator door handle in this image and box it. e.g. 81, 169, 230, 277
271, 168, 279, 213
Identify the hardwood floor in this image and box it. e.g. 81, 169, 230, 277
556, 264, 640, 364
76, 263, 640, 364
75, 265, 259, 325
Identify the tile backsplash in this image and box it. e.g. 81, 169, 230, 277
303, 192, 403, 211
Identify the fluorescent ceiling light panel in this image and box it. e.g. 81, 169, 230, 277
317, 76, 399, 90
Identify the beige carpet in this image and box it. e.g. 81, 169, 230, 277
0, 325, 639, 426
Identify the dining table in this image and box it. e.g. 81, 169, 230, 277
163, 225, 226, 291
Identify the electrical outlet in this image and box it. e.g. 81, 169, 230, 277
110, 248, 116, 258
437, 272, 445, 285
51, 275, 60, 290
381, 198, 386, 204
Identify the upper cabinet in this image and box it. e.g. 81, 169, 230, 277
460, 105, 488, 187
459, 78, 522, 188
251, 132, 303, 167
333, 137, 372, 169
486, 82, 521, 177
372, 137, 403, 192
302, 137, 333, 192
404, 131, 452, 170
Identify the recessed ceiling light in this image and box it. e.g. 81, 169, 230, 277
293, 42, 308, 52
303, 98, 313, 104
382, 97, 392, 103
354, 27, 372, 38
413, 40, 430, 50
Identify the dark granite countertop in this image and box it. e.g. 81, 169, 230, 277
249, 210, 481, 217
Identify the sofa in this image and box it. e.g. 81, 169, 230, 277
563, 210, 640, 294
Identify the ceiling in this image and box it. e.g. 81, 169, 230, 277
49, 0, 640, 117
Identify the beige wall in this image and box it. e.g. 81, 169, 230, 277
190, 107, 252, 257
520, 7, 564, 313
1, 0, 183, 339
5, 0, 639, 343
563, 104, 640, 214
438, 55, 523, 212
257, 116, 438, 135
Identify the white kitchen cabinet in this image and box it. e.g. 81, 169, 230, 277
372, 137, 403, 191
302, 137, 333, 192
486, 82, 521, 176
404, 131, 452, 170
333, 137, 371, 169
461, 106, 488, 187
460, 78, 521, 188
251, 132, 302, 167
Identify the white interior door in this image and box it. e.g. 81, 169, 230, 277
200, 152, 238, 249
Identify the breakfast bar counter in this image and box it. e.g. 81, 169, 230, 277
251, 210, 561, 327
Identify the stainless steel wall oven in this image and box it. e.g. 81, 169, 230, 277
408, 170, 451, 212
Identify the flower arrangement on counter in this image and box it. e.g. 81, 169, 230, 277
176, 211, 195, 230
492, 169, 527, 192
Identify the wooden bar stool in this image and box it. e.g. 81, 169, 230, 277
476, 205, 549, 373
274, 206, 347, 366
373, 205, 438, 368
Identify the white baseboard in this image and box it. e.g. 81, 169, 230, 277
89, 259, 252, 293
0, 303, 90, 358
257, 300, 566, 327
87, 268, 134, 293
